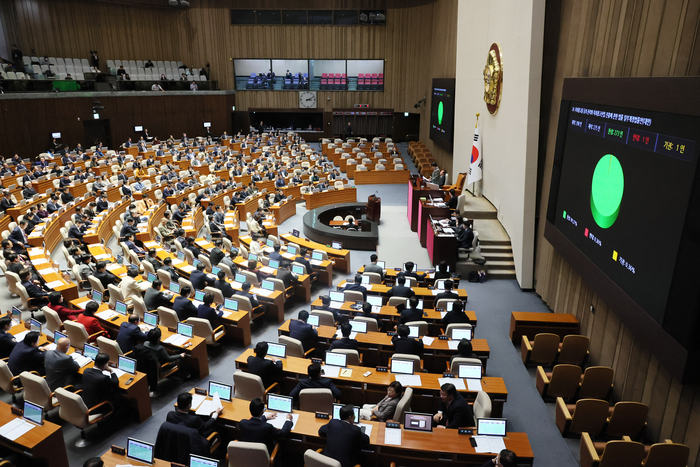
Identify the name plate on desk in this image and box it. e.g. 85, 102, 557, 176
111, 445, 126, 455
442, 373, 455, 378
10, 406, 22, 416
194, 387, 207, 396
315, 412, 330, 419
386, 332, 396, 337
458, 428, 473, 435
386, 421, 400, 429
311, 358, 323, 365
439, 335, 449, 340
376, 366, 388, 372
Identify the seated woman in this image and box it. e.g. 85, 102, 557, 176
360, 381, 403, 421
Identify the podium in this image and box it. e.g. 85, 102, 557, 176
366, 195, 381, 222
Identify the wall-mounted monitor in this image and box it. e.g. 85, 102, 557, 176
545, 77, 700, 382
134, 126, 143, 132
51, 132, 61, 138
430, 78, 455, 149
203, 122, 211, 128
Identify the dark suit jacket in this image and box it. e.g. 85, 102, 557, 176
9, 227, 28, 246
294, 256, 314, 275
277, 270, 298, 288
398, 307, 424, 325
144, 287, 172, 310
22, 280, 48, 299
388, 285, 415, 298
290, 376, 341, 400
435, 291, 459, 303
289, 319, 318, 353
8, 342, 45, 375
166, 410, 217, 435
441, 311, 471, 326
190, 270, 213, 290
235, 290, 259, 308
197, 304, 223, 323
438, 392, 475, 428
247, 355, 283, 388
391, 335, 424, 356
0, 331, 17, 359
214, 279, 235, 299
82, 367, 119, 408
209, 248, 225, 266
116, 322, 148, 353
318, 419, 369, 467
173, 296, 198, 321
343, 282, 367, 300
329, 337, 359, 351
44, 349, 80, 390
93, 270, 118, 289
239, 416, 292, 454
68, 225, 85, 240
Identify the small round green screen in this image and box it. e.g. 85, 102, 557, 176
590, 154, 624, 229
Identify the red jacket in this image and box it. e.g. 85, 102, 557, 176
75, 314, 106, 342
48, 303, 82, 322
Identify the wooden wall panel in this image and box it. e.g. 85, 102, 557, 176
535, 0, 700, 464
1, 0, 456, 168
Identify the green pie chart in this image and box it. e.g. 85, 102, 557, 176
438, 101, 444, 125
590, 154, 624, 229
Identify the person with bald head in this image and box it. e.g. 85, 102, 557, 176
44, 337, 80, 390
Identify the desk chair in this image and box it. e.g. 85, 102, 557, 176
233, 371, 278, 401
41, 307, 63, 334
108, 284, 131, 308
578, 366, 614, 401
16, 283, 43, 318
390, 353, 424, 372
641, 440, 689, 467
156, 270, 172, 289
72, 265, 91, 290
537, 364, 582, 400
0, 361, 24, 402
449, 357, 482, 375
386, 296, 405, 307
186, 317, 225, 346
352, 316, 379, 332
157, 307, 180, 329
234, 295, 265, 321
343, 290, 364, 303
405, 320, 428, 336
300, 388, 334, 413
435, 298, 458, 310
521, 333, 560, 366
556, 397, 610, 437
227, 441, 278, 467
268, 277, 294, 300
63, 320, 99, 350
96, 336, 124, 363
279, 335, 314, 358
473, 390, 492, 420
19, 371, 62, 412
178, 278, 194, 293
4, 272, 21, 299
362, 272, 381, 284
444, 323, 473, 340
304, 449, 343, 467
88, 276, 107, 296
603, 401, 648, 439
141, 260, 156, 276
131, 296, 149, 319
239, 270, 258, 287
557, 334, 590, 366
55, 386, 114, 447
580, 433, 645, 467
310, 310, 335, 327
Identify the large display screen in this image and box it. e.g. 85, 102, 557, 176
429, 78, 455, 148
549, 100, 698, 324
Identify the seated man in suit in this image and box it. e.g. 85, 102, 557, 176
0, 190, 16, 213
190, 262, 215, 290
82, 353, 120, 412
328, 321, 359, 351
364, 254, 384, 280
446, 188, 459, 210
239, 397, 293, 454
44, 336, 80, 391
290, 362, 342, 400
0, 317, 17, 359
22, 183, 37, 200
119, 217, 140, 240
235, 281, 263, 311
197, 292, 223, 325
397, 296, 424, 325
166, 392, 222, 437
433, 382, 475, 429
318, 404, 370, 467
160, 257, 181, 282
434, 260, 451, 280
289, 310, 318, 355
209, 239, 225, 266
391, 324, 424, 356
342, 274, 367, 301
144, 279, 173, 311
441, 299, 471, 326
435, 279, 459, 303
91, 261, 118, 290
19, 269, 49, 307
186, 236, 206, 258
247, 342, 283, 389
116, 314, 148, 353
387, 275, 415, 299
213, 270, 235, 299
68, 219, 88, 245
268, 243, 283, 262
8, 331, 46, 375
173, 286, 198, 321
276, 261, 299, 289
400, 261, 426, 283
9, 220, 31, 252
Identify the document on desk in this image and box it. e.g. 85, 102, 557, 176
0, 418, 35, 441
447, 340, 460, 350
143, 242, 159, 249
106, 263, 121, 271
180, 265, 195, 273
339, 368, 353, 378
45, 280, 65, 289
42, 343, 57, 351
384, 427, 402, 446
466, 379, 483, 392
220, 310, 232, 319
310, 259, 323, 266
96, 310, 118, 321
42, 268, 58, 275
321, 366, 341, 378
71, 353, 92, 367
164, 334, 189, 346
196, 393, 223, 416
439, 378, 466, 391
473, 435, 506, 453
110, 368, 127, 379
335, 330, 357, 340
394, 375, 422, 387
264, 412, 299, 430
94, 254, 111, 260
431, 289, 440, 295
13, 331, 29, 342
358, 423, 373, 438
190, 394, 206, 411
252, 288, 273, 297
422, 336, 435, 346
32, 258, 48, 265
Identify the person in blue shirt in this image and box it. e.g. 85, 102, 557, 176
132, 177, 145, 192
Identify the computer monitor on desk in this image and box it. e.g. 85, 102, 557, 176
266, 342, 286, 358
477, 418, 507, 437
190, 454, 220, 467
391, 359, 414, 375
127, 438, 154, 465
404, 412, 433, 432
